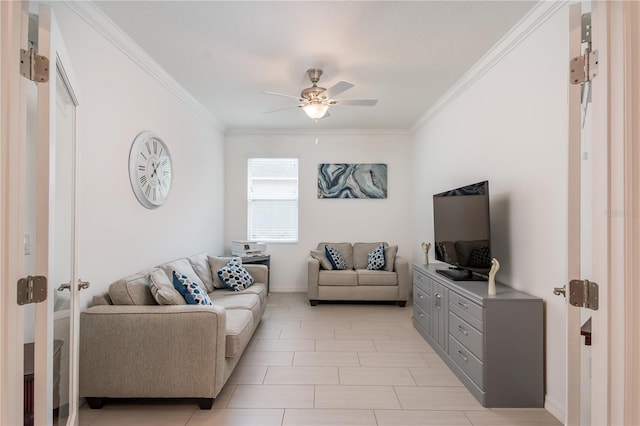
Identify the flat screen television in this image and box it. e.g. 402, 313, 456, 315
433, 181, 491, 281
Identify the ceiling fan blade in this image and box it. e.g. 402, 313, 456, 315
262, 91, 303, 101
325, 81, 354, 98
333, 99, 378, 106
263, 105, 303, 114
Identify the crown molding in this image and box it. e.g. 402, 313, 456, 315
411, 0, 568, 132
62, 1, 225, 131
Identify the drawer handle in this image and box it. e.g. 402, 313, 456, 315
457, 325, 468, 336
418, 294, 423, 299
457, 350, 468, 362
457, 300, 468, 309
419, 313, 424, 318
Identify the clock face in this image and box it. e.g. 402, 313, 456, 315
128, 132, 173, 209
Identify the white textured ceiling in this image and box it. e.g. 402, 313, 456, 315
94, 1, 537, 130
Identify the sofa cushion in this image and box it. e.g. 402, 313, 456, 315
217, 258, 255, 291
208, 256, 237, 289
356, 269, 398, 286
211, 293, 261, 324
318, 269, 358, 286
108, 269, 157, 306
172, 271, 213, 305
367, 244, 386, 270
91, 293, 113, 306
383, 245, 398, 272
147, 268, 186, 305
224, 309, 254, 358
353, 242, 386, 270
209, 283, 267, 306
188, 252, 215, 292
159, 258, 199, 282
325, 245, 348, 270
318, 242, 353, 269
310, 250, 333, 270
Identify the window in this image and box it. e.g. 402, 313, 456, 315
247, 158, 298, 242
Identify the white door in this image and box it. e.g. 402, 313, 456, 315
33, 5, 84, 426
564, 1, 636, 425
0, 3, 83, 425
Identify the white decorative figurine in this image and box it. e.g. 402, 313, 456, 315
488, 258, 500, 295
421, 242, 431, 265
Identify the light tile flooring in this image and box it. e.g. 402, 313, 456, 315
78, 292, 561, 426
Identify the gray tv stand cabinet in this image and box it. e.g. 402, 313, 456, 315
412, 263, 543, 407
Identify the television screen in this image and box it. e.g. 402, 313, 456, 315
433, 181, 491, 281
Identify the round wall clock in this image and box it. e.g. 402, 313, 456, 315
128, 131, 173, 209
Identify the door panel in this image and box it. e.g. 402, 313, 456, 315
566, 2, 609, 425
32, 5, 82, 426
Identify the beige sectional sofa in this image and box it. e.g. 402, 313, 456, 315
307, 242, 409, 306
79, 253, 267, 410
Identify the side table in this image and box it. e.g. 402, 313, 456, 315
241, 254, 271, 294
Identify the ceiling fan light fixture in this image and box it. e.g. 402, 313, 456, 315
302, 102, 329, 119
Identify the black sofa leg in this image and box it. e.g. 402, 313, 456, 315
85, 397, 105, 409
198, 398, 214, 409
397, 301, 406, 307
309, 300, 318, 306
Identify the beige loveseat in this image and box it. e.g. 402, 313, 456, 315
79, 253, 267, 410
307, 242, 409, 306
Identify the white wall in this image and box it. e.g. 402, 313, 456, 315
225, 131, 412, 292
411, 5, 569, 419
50, 4, 225, 307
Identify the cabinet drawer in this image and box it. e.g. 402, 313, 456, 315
414, 285, 431, 313
412, 269, 431, 294
449, 291, 483, 331
449, 335, 484, 390
448, 311, 484, 361
413, 304, 430, 334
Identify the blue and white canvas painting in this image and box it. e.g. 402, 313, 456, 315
317, 163, 388, 199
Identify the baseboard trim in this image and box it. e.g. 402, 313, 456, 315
544, 394, 564, 423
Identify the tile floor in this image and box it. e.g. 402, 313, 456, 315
78, 292, 561, 426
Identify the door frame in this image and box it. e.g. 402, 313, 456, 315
600, 1, 640, 424
623, 4, 640, 424
0, 2, 28, 425
588, 1, 640, 425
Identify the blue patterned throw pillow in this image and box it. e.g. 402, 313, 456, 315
217, 258, 255, 291
172, 271, 213, 305
367, 243, 386, 270
325, 245, 347, 270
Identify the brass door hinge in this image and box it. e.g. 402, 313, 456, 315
569, 279, 599, 311
17, 276, 47, 305
20, 48, 49, 82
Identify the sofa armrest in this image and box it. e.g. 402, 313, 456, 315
307, 256, 320, 300
79, 304, 227, 399
244, 264, 268, 286
394, 255, 410, 301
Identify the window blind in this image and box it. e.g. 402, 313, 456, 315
247, 158, 298, 242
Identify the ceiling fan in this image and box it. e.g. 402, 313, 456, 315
263, 69, 378, 120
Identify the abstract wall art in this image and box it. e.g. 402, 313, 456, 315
317, 163, 388, 199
